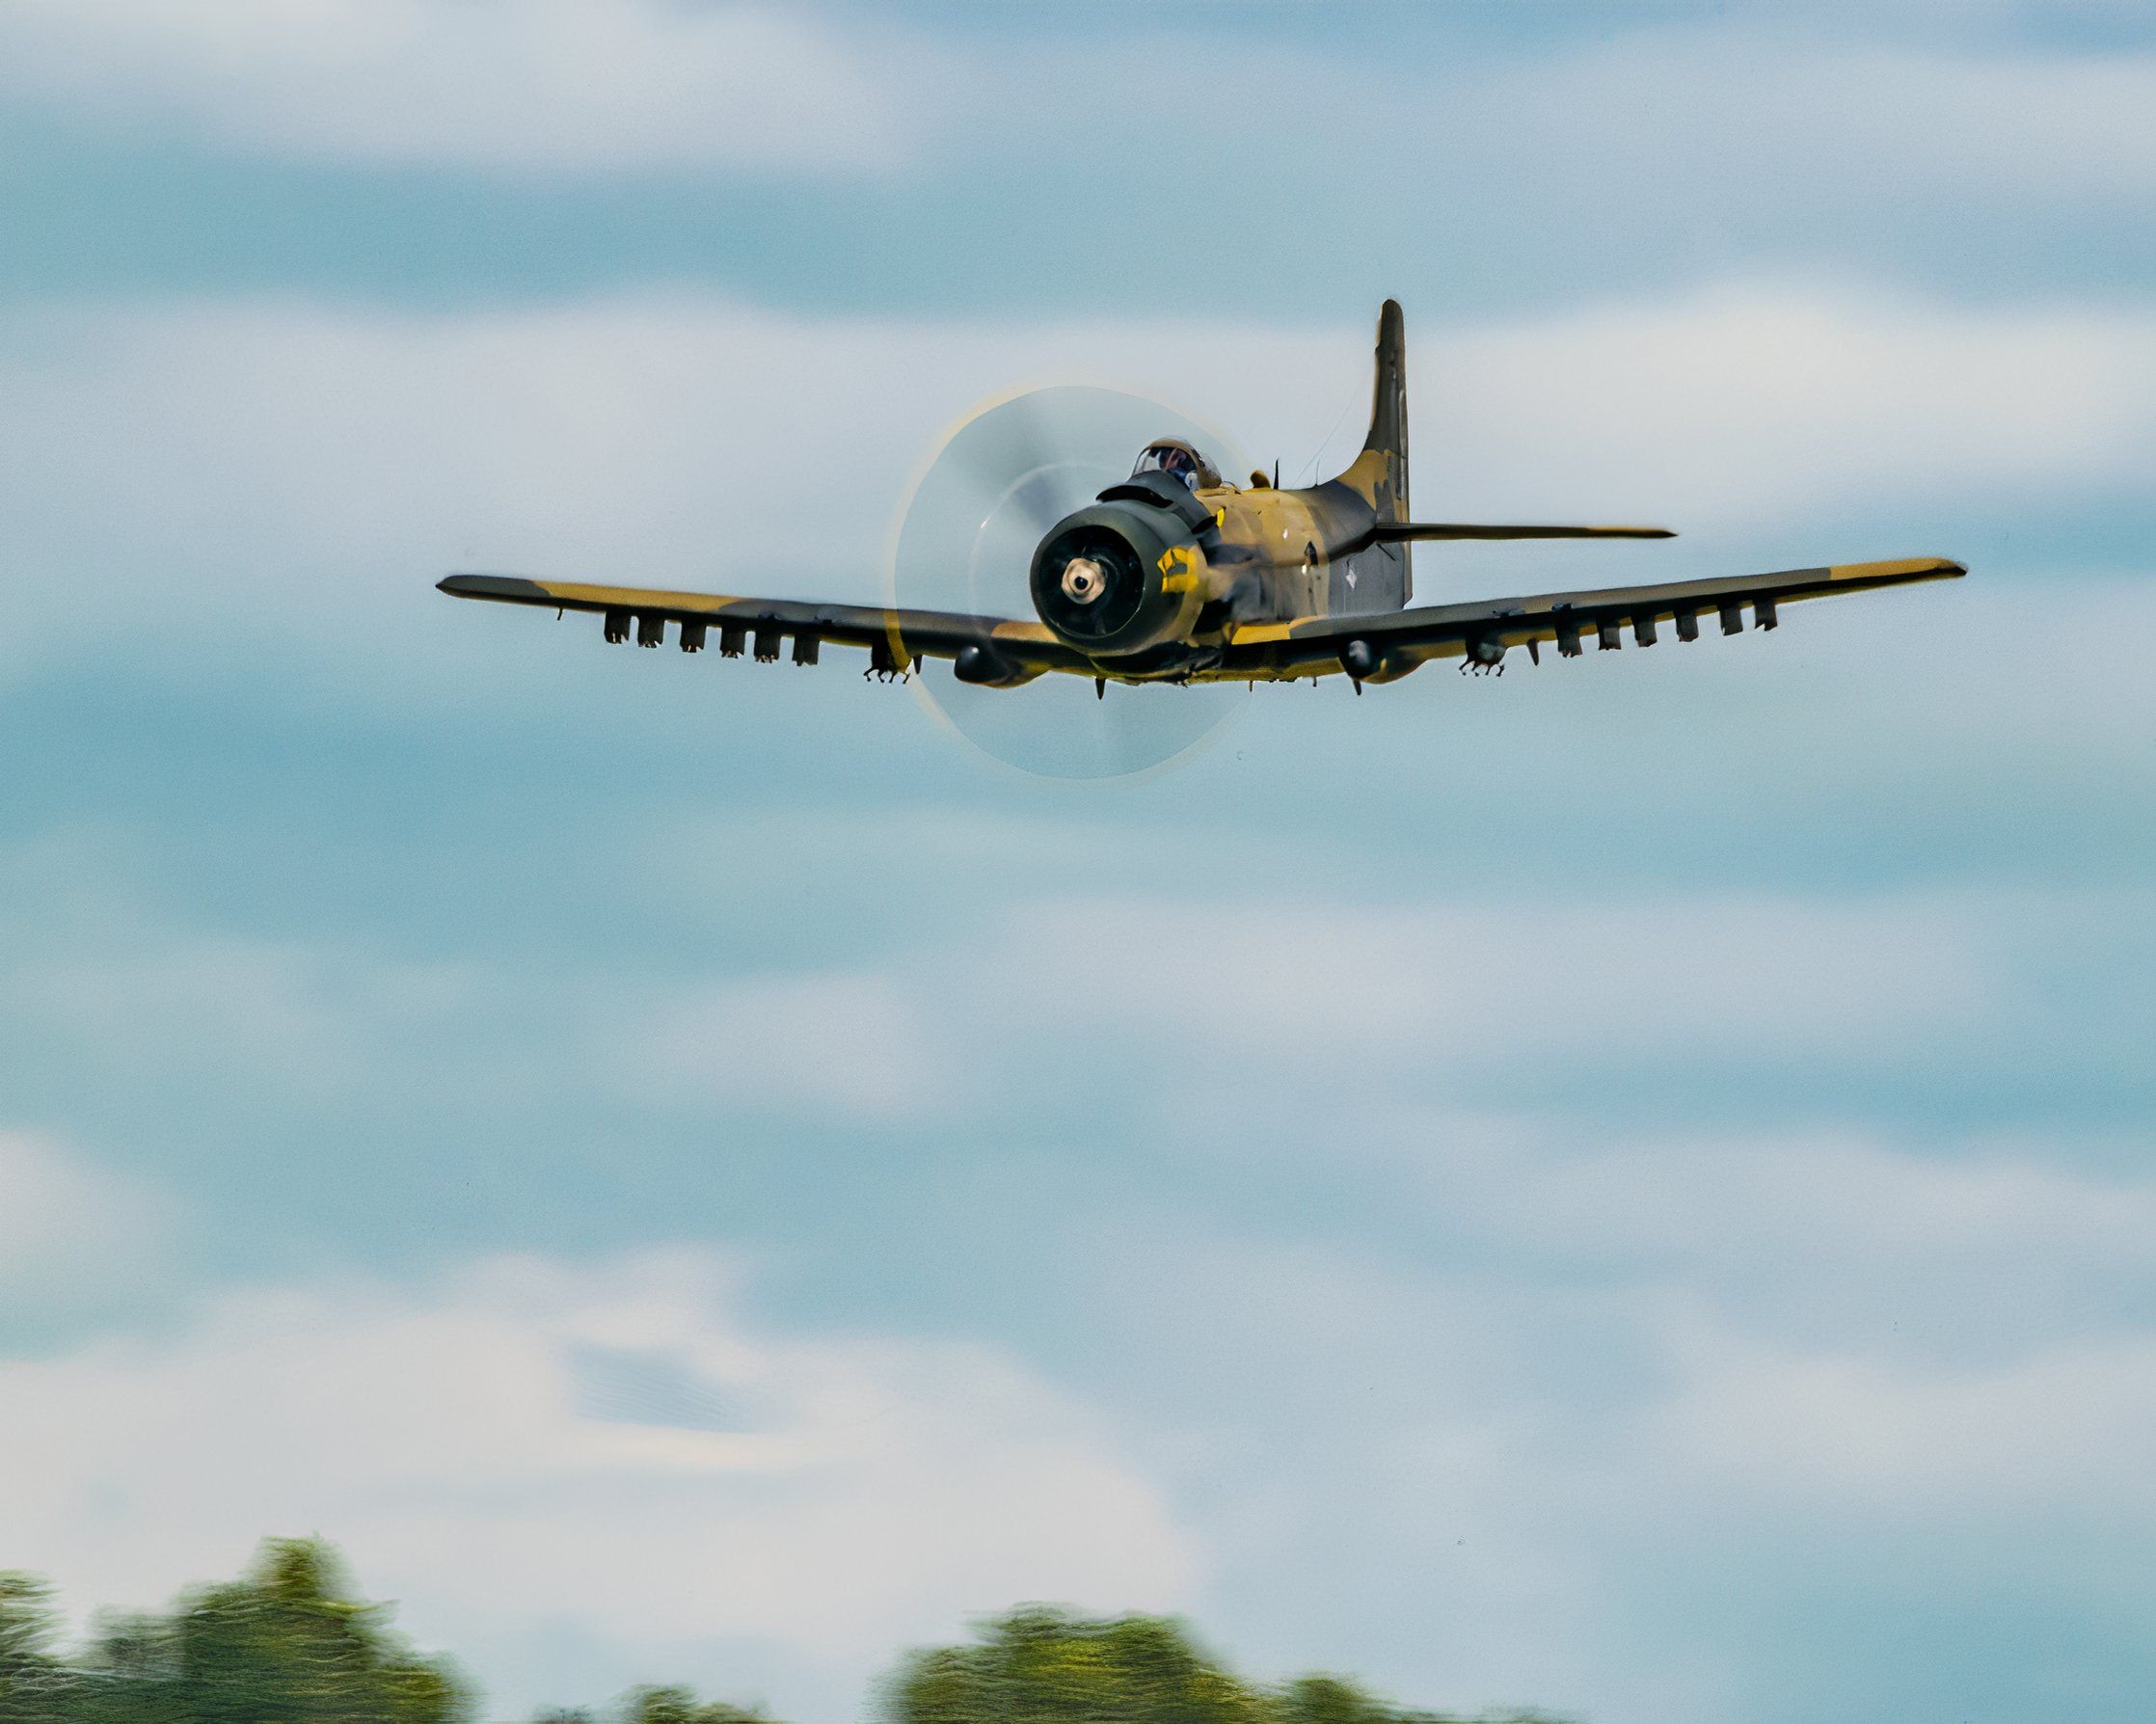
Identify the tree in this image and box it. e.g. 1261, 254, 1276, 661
0, 1576, 59, 1675
2, 1540, 471, 1724
885, 1606, 1277, 1724
151, 1538, 470, 1724
0, 1572, 74, 1724
883, 1608, 1566, 1724
1275, 1676, 1402, 1724
3, 1544, 1563, 1724
619, 1684, 771, 1724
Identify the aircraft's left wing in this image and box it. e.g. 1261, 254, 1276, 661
1219, 556, 1965, 680
438, 574, 1089, 679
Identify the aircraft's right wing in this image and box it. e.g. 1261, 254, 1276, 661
438, 573, 1092, 680
1220, 555, 1966, 680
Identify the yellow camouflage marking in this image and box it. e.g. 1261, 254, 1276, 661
988, 620, 1062, 645
1157, 544, 1201, 594
1828, 556, 1962, 582
537, 580, 749, 611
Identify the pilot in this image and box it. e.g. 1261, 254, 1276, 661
1136, 441, 1205, 490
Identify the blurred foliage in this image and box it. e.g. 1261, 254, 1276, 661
882, 1605, 1561, 1724
2, 1546, 1562, 1724
619, 1685, 771, 1724
0, 1541, 463, 1724
1, 1572, 67, 1724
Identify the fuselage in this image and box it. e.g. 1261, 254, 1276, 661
1023, 445, 1412, 681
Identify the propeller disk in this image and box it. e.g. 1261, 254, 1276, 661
888, 386, 1249, 780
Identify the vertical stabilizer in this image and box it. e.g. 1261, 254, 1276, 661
1322, 300, 1415, 610
1361, 299, 1409, 525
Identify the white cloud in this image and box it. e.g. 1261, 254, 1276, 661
1017, 892, 1992, 1071
0, 1131, 170, 1302
1342, 1116, 2156, 1366
1458, 1124, 2156, 1280
12, 943, 355, 1087
1438, 281, 2156, 524
1019, 26, 2156, 229
0, 847, 515, 1105
592, 883, 2011, 1149
1380, 29, 2156, 208
0, 1249, 1195, 1717
1645, 1327, 2156, 1521
0, 0, 915, 175
614, 971, 943, 1118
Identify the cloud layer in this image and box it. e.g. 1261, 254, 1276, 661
11, 2, 2156, 228
0, 1, 912, 175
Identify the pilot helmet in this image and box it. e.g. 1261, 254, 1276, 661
1131, 439, 1219, 491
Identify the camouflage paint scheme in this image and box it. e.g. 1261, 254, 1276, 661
439, 302, 1964, 687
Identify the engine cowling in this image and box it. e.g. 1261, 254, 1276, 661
1030, 487, 1209, 660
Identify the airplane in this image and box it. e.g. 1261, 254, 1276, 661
438, 301, 1963, 695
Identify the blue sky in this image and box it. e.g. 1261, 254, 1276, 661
2, 3, 2154, 1721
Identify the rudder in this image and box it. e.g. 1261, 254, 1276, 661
1321, 301, 1414, 612
1361, 299, 1409, 525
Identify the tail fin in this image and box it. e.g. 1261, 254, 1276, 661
1325, 302, 1414, 611
1360, 299, 1409, 525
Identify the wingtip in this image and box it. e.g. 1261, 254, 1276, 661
1827, 555, 1970, 584
439, 572, 551, 600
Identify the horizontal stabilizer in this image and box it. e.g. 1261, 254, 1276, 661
1369, 522, 1675, 542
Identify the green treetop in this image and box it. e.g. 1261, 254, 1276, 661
881, 1606, 1555, 1724
3, 1544, 1562, 1724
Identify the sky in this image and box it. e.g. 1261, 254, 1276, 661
1, 1, 2154, 1720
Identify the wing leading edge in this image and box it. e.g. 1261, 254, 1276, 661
437, 574, 1089, 676
1217, 556, 1966, 680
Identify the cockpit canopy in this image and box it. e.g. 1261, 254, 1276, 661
1131, 439, 1221, 492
